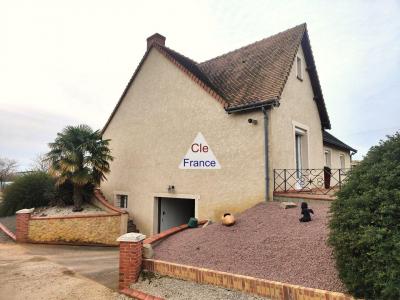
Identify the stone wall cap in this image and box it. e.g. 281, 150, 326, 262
117, 232, 146, 242
16, 208, 34, 214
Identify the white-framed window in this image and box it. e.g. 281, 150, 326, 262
116, 194, 128, 209
296, 56, 303, 80
295, 127, 307, 179
340, 154, 345, 170
324, 149, 331, 167
295, 134, 303, 171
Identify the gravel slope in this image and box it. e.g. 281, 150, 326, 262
32, 203, 107, 217
153, 202, 345, 292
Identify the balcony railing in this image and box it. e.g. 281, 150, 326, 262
273, 168, 350, 195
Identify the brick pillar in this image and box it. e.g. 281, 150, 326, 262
15, 208, 34, 242
117, 232, 146, 291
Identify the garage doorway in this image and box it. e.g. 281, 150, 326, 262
157, 197, 195, 233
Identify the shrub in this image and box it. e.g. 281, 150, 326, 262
0, 172, 55, 216
0, 172, 96, 216
329, 133, 400, 299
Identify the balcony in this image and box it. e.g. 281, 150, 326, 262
273, 168, 350, 201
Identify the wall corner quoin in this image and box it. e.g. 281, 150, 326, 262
117, 232, 147, 290
15, 208, 34, 242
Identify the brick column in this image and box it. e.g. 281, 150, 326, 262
15, 208, 34, 242
117, 232, 146, 291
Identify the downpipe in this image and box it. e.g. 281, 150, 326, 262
262, 107, 270, 201
262, 100, 279, 201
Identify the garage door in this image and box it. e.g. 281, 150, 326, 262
158, 197, 195, 233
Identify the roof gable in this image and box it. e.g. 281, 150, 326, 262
103, 24, 332, 133
198, 24, 330, 128
199, 24, 305, 108
102, 45, 227, 134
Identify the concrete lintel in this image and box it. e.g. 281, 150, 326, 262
16, 208, 35, 214
117, 232, 146, 243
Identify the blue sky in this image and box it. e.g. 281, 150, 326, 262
1, 0, 399, 169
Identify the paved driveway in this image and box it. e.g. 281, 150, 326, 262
23, 243, 119, 290
0, 216, 119, 290
0, 240, 124, 300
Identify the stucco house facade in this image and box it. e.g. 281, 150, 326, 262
101, 24, 356, 235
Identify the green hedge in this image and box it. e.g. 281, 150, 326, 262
0, 172, 55, 216
0, 172, 95, 217
329, 133, 400, 299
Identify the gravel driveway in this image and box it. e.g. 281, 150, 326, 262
132, 272, 266, 300
153, 202, 345, 292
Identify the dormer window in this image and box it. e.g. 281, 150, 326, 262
296, 56, 303, 80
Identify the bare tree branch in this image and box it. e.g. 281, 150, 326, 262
0, 157, 18, 189
30, 153, 50, 172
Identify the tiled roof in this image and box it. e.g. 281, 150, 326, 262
323, 131, 357, 153
160, 24, 330, 128
103, 24, 332, 133
199, 24, 305, 109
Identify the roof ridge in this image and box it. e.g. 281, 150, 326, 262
199, 23, 306, 65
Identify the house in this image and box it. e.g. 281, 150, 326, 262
323, 130, 357, 169
101, 24, 356, 235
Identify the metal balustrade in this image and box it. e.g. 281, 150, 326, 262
273, 168, 350, 195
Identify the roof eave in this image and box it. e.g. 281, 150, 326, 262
225, 99, 280, 113
323, 131, 357, 153
301, 28, 331, 129
324, 141, 357, 153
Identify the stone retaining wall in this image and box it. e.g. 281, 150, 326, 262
16, 190, 128, 246
28, 213, 124, 246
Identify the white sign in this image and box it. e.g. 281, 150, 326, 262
179, 132, 221, 169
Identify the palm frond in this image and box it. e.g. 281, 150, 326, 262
46, 124, 114, 188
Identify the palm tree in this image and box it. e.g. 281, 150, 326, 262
46, 125, 113, 211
